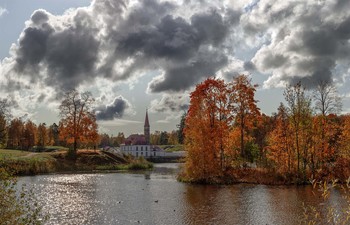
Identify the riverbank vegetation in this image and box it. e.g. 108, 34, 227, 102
0, 149, 152, 176
180, 75, 350, 184
0, 168, 47, 224
301, 179, 350, 224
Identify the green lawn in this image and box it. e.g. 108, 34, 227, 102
0, 149, 32, 158
159, 145, 184, 152
0, 149, 58, 175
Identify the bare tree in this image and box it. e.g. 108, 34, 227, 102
313, 80, 342, 116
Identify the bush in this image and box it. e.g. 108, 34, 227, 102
0, 166, 48, 224
301, 179, 350, 224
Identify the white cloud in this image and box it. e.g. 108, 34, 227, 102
0, 7, 8, 17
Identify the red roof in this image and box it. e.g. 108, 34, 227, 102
124, 134, 147, 145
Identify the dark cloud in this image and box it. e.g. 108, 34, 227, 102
13, 9, 100, 91
96, 96, 130, 120
4, 0, 241, 96
148, 51, 228, 92
37, 93, 46, 103
243, 61, 256, 71
150, 94, 188, 112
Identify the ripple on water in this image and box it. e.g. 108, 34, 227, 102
16, 164, 350, 225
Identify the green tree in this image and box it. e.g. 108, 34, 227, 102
159, 131, 169, 145
177, 112, 187, 144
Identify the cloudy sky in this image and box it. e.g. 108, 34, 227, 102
1, 0, 350, 136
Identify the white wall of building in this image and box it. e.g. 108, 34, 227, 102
120, 144, 165, 158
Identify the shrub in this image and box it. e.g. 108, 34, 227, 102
0, 166, 48, 224
301, 179, 350, 224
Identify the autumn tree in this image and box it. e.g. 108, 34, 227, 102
115, 132, 125, 146
267, 103, 295, 173
0, 115, 6, 148
48, 123, 59, 146
99, 133, 111, 147
284, 82, 313, 180
150, 131, 161, 145
312, 81, 342, 168
59, 90, 98, 157
22, 120, 37, 150
340, 114, 350, 158
184, 78, 233, 182
0, 99, 10, 148
230, 74, 260, 158
37, 123, 48, 150
7, 118, 24, 149
168, 130, 179, 145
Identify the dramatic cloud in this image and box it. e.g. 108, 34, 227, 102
150, 94, 189, 113
96, 96, 131, 120
2, 0, 350, 122
242, 0, 350, 88
2, 0, 241, 97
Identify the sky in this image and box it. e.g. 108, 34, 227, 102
1, 0, 350, 136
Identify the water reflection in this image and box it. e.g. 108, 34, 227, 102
17, 164, 350, 225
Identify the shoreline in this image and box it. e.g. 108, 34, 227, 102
0, 149, 153, 176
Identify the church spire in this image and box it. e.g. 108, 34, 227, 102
144, 109, 150, 144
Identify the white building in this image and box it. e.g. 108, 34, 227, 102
120, 110, 165, 158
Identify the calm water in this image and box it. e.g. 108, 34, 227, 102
17, 164, 348, 225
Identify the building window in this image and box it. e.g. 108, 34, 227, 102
146, 152, 148, 157
141, 152, 143, 156
145, 146, 148, 151
141, 146, 143, 151
136, 152, 138, 157
154, 152, 156, 156
136, 146, 138, 151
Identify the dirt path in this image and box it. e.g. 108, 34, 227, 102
20, 152, 39, 158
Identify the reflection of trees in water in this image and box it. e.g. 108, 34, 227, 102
182, 184, 345, 225
183, 185, 223, 224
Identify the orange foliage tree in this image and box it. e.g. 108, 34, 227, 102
267, 103, 295, 174
184, 78, 234, 182
23, 120, 37, 150
7, 118, 24, 149
340, 114, 350, 158
230, 74, 260, 158
37, 123, 48, 149
283, 82, 313, 179
59, 90, 98, 157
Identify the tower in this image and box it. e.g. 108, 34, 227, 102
144, 109, 150, 145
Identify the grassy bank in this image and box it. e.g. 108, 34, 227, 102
0, 149, 153, 175
161, 145, 184, 152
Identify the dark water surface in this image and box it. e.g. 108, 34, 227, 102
17, 164, 348, 225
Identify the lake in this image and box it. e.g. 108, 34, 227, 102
17, 163, 348, 224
